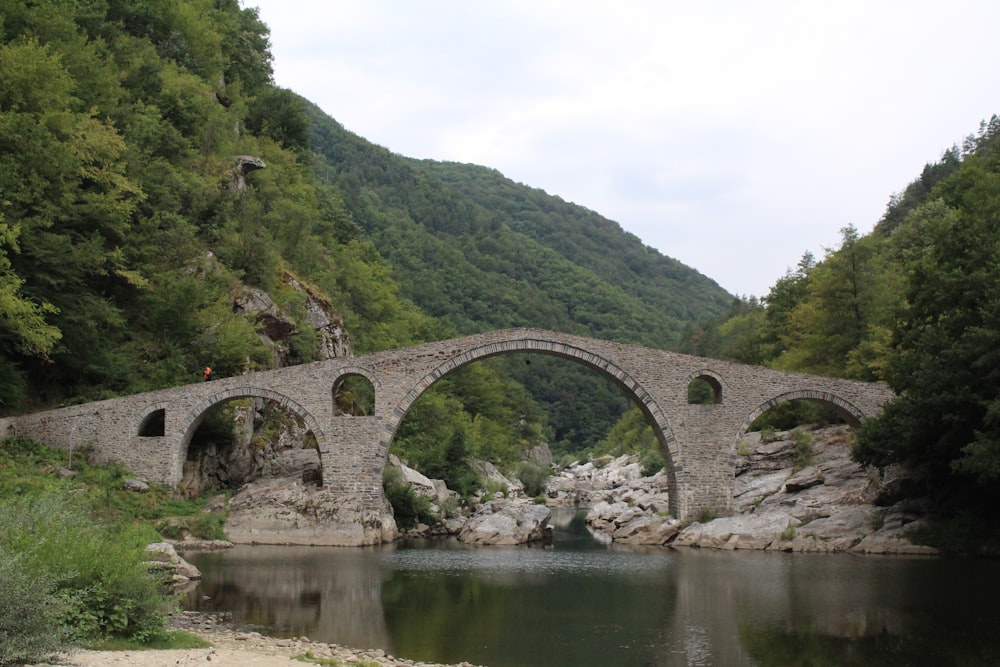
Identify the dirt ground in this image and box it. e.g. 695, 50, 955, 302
44, 612, 482, 667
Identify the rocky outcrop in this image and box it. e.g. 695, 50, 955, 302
470, 459, 524, 498
180, 398, 323, 496
285, 275, 351, 360
586, 500, 681, 545
230, 155, 265, 192
457, 499, 552, 545
224, 477, 396, 547
679, 425, 937, 554
145, 542, 202, 588
549, 425, 938, 555
546, 453, 656, 507
232, 274, 351, 368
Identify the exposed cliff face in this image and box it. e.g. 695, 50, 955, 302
232, 272, 351, 367
180, 398, 322, 496
674, 424, 936, 555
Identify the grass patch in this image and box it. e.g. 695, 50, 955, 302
91, 630, 211, 651
292, 651, 343, 665
0, 437, 225, 539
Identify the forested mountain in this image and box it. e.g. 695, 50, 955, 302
0, 0, 732, 476
305, 103, 731, 349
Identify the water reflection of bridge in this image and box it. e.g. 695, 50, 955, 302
185, 534, 947, 667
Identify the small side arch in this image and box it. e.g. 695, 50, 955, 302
136, 404, 167, 437
736, 389, 868, 439
686, 369, 727, 404
332, 366, 380, 417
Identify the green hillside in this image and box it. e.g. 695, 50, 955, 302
0, 0, 736, 470
306, 103, 732, 348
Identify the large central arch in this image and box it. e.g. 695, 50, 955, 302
378, 336, 681, 516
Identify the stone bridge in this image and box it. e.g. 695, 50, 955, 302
0, 328, 893, 543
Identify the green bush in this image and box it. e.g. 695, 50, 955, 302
516, 461, 552, 497
792, 429, 815, 471
383, 468, 438, 530
0, 548, 69, 665
0, 495, 166, 644
640, 449, 665, 476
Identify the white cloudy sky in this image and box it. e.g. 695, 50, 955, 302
247, 0, 999, 297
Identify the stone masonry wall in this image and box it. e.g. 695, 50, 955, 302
0, 328, 894, 524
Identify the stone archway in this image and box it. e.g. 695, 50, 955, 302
176, 386, 328, 487
379, 337, 682, 517
736, 389, 869, 440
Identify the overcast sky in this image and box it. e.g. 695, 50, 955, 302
247, 0, 1000, 297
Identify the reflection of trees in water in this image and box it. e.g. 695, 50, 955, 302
186, 546, 390, 649
187, 545, 1000, 667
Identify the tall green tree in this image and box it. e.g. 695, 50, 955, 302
855, 138, 1000, 505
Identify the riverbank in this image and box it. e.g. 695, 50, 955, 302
53, 612, 483, 667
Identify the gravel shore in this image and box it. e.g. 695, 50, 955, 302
44, 612, 483, 667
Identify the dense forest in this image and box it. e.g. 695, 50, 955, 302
3, 0, 999, 516
0, 0, 730, 488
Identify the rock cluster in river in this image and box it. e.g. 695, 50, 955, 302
548, 424, 938, 555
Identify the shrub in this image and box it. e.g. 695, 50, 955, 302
792, 429, 815, 471
383, 468, 437, 530
640, 449, 665, 476
0, 495, 166, 644
0, 548, 69, 665
515, 461, 551, 497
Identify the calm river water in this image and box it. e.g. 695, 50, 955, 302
184, 510, 1000, 666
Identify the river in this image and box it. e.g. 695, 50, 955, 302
184, 510, 1000, 666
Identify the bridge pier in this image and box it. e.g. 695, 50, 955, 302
668, 405, 745, 521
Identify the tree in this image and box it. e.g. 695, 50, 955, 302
855, 143, 1000, 505
772, 227, 898, 380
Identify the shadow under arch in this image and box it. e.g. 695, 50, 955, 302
736, 389, 869, 439
381, 336, 681, 517
136, 403, 168, 437
177, 386, 328, 482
